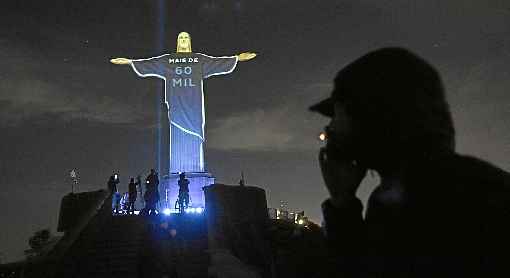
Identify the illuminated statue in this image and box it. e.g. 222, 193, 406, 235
111, 32, 256, 173
111, 32, 256, 209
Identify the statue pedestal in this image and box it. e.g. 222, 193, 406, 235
160, 172, 215, 210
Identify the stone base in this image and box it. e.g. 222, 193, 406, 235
160, 172, 215, 209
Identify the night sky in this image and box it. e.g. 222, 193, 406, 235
1, 0, 509, 262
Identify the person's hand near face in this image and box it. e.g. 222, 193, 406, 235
319, 102, 367, 206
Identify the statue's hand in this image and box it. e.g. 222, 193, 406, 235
110, 58, 132, 65
237, 52, 257, 61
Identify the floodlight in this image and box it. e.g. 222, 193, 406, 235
163, 208, 171, 215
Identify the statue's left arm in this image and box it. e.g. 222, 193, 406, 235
200, 52, 256, 79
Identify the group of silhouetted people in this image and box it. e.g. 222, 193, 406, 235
310, 48, 510, 277
106, 169, 193, 216
107, 170, 159, 215
107, 173, 142, 215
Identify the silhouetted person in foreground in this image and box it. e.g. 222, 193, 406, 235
177, 172, 190, 213
310, 47, 510, 277
127, 178, 137, 214
143, 169, 160, 215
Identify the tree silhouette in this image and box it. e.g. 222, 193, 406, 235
25, 229, 52, 258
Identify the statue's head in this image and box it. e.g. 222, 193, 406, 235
177, 32, 192, 53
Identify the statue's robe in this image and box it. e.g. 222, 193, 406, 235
130, 53, 238, 172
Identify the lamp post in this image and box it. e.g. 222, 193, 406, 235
70, 169, 78, 193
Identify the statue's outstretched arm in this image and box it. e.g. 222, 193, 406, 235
110, 58, 132, 65
236, 52, 257, 62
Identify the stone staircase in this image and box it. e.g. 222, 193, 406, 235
145, 214, 210, 278
51, 210, 210, 278
176, 215, 209, 278
54, 214, 145, 278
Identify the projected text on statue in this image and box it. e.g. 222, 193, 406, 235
131, 52, 238, 143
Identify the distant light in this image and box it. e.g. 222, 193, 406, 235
184, 208, 191, 213
298, 219, 304, 225
189, 208, 196, 213
196, 207, 204, 214
146, 180, 149, 184
163, 208, 171, 215
319, 132, 327, 141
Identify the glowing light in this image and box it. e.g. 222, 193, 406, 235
163, 208, 171, 215
319, 132, 327, 141
181, 207, 204, 214
298, 219, 305, 225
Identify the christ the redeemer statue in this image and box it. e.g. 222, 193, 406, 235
111, 32, 256, 175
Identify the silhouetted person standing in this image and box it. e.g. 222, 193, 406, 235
127, 178, 137, 214
310, 47, 510, 277
135, 175, 143, 207
112, 190, 121, 214
144, 169, 160, 215
177, 172, 190, 212
107, 174, 119, 195
108, 174, 120, 214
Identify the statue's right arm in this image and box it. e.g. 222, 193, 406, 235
110, 58, 132, 65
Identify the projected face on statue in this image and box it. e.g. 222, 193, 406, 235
111, 31, 256, 210
177, 32, 192, 53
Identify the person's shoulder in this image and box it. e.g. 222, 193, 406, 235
404, 153, 509, 196
438, 154, 509, 184
422, 153, 510, 200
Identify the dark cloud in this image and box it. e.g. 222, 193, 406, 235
0, 39, 150, 127
208, 82, 332, 152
